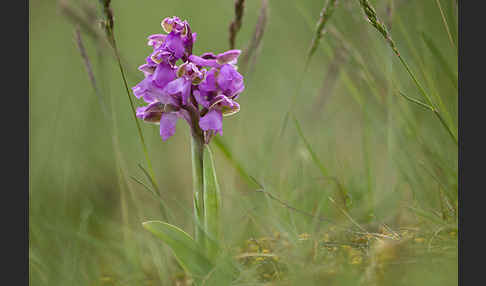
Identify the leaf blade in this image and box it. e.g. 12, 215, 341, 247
142, 221, 213, 278
203, 145, 222, 260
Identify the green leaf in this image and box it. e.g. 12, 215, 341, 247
203, 145, 222, 260
142, 221, 213, 279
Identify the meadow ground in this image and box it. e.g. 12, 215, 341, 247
30, 0, 458, 285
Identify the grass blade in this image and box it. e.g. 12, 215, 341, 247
130, 176, 156, 196
434, 0, 456, 51
137, 163, 170, 221
398, 91, 434, 111
293, 114, 348, 208
304, 0, 338, 70
99, 0, 160, 197
130, 173, 171, 221
357, 0, 458, 145
212, 137, 262, 189
399, 91, 457, 143
293, 114, 328, 176
138, 163, 161, 196
421, 32, 458, 89
142, 221, 213, 280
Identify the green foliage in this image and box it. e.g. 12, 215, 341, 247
142, 221, 213, 281
30, 0, 457, 285
203, 145, 222, 261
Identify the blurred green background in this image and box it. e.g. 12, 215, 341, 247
30, 0, 457, 285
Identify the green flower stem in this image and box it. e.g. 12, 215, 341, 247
191, 132, 205, 245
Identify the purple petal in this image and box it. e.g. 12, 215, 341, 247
162, 77, 186, 95
161, 16, 186, 34
147, 34, 167, 48
132, 76, 156, 102
136, 106, 148, 119
216, 50, 241, 65
201, 52, 217, 59
162, 77, 191, 105
161, 17, 174, 33
138, 64, 156, 77
198, 68, 218, 92
199, 109, 223, 134
193, 89, 210, 108
164, 33, 185, 59
222, 100, 240, 116
153, 63, 176, 88
137, 101, 164, 123
180, 81, 191, 106
183, 26, 195, 55
177, 62, 205, 82
159, 112, 178, 141
188, 55, 222, 68
208, 94, 240, 116
150, 49, 171, 64
132, 77, 149, 99
217, 64, 245, 97
176, 109, 192, 126
145, 56, 157, 66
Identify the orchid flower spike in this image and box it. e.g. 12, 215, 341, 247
132, 16, 245, 143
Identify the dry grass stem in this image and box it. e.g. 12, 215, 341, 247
240, 0, 268, 75
74, 27, 108, 116
305, 0, 338, 70
229, 0, 245, 49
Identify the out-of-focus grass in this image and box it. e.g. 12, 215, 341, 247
30, 0, 457, 285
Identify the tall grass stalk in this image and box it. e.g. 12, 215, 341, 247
311, 35, 346, 115
229, 0, 245, 49
73, 27, 108, 117
239, 0, 268, 76
304, 0, 338, 70
434, 0, 456, 51
70, 0, 172, 228
357, 0, 458, 145
280, 0, 339, 139
99, 1, 161, 195
68, 7, 174, 264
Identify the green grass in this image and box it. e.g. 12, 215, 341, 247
30, 0, 457, 285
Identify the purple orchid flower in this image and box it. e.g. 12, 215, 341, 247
199, 94, 240, 135
132, 17, 245, 143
